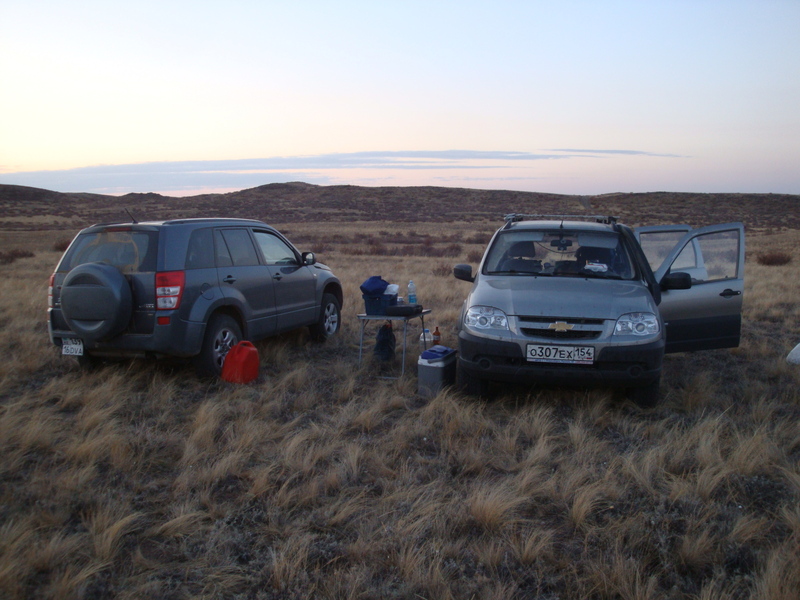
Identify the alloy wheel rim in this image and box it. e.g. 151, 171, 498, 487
323, 303, 339, 335
213, 328, 238, 367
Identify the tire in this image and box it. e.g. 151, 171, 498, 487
628, 378, 661, 408
60, 262, 132, 341
458, 367, 489, 397
309, 293, 341, 342
194, 313, 242, 377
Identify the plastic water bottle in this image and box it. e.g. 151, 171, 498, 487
419, 328, 433, 351
407, 280, 417, 305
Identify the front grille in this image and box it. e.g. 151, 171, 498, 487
522, 328, 601, 340
518, 316, 605, 326
518, 315, 606, 340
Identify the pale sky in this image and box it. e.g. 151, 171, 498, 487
1, 1, 798, 196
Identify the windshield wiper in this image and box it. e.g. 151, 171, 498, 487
580, 270, 623, 280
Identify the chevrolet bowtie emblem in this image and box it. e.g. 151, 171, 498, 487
549, 321, 574, 332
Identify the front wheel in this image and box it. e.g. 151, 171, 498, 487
194, 313, 242, 377
309, 293, 341, 341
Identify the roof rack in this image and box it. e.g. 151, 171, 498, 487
503, 213, 618, 226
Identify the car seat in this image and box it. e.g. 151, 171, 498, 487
499, 241, 541, 273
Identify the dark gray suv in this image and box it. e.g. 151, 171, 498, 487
48, 218, 343, 376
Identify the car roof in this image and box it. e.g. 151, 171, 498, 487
82, 217, 272, 231
501, 219, 618, 233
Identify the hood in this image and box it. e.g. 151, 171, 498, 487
468, 275, 657, 319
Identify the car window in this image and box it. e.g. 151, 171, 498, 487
61, 230, 158, 273
218, 229, 260, 267
671, 230, 739, 283
638, 231, 689, 272
252, 231, 298, 266
185, 228, 216, 269
214, 230, 233, 267
484, 230, 634, 279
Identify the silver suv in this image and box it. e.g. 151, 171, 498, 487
453, 214, 745, 405
48, 218, 343, 376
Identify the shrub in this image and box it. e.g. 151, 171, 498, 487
53, 239, 72, 252
756, 252, 791, 266
466, 232, 493, 245
366, 242, 390, 256
467, 250, 483, 263
0, 249, 34, 265
432, 264, 452, 277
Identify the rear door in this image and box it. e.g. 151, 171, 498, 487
215, 228, 277, 338
636, 223, 745, 353
53, 227, 160, 335
251, 230, 316, 331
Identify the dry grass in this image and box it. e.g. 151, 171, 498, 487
756, 251, 791, 266
1, 202, 800, 599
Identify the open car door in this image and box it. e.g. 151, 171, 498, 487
636, 223, 745, 353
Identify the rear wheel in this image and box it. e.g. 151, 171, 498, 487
194, 314, 242, 377
309, 293, 341, 341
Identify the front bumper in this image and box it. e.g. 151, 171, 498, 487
458, 329, 664, 388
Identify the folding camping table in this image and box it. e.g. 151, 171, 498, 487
357, 309, 431, 378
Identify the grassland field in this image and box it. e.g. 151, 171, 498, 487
0, 185, 799, 599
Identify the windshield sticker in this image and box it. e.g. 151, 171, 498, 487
584, 261, 608, 273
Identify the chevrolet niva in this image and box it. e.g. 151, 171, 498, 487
49, 218, 343, 376
453, 214, 745, 406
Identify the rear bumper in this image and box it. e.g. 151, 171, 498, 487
49, 310, 205, 358
458, 329, 664, 388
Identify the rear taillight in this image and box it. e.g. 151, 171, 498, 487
155, 271, 185, 310
48, 273, 55, 308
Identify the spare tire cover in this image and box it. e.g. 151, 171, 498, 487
60, 262, 133, 341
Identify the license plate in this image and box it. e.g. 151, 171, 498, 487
526, 343, 594, 364
61, 338, 84, 356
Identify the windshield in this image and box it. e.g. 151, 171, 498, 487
483, 230, 635, 279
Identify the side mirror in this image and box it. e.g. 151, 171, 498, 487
661, 271, 692, 290
453, 264, 475, 283
302, 251, 316, 266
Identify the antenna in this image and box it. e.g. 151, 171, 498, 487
124, 208, 138, 224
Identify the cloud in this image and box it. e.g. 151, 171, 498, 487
549, 148, 684, 158
0, 149, 679, 194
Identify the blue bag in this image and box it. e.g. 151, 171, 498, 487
360, 276, 389, 298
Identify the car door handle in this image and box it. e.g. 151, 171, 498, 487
720, 288, 741, 298
223, 275, 236, 284
273, 272, 283, 281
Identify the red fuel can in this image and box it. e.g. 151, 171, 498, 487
221, 341, 260, 383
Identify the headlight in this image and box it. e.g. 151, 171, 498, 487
465, 306, 509, 330
614, 312, 659, 336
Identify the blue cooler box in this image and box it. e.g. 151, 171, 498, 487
417, 345, 457, 398
363, 293, 397, 315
